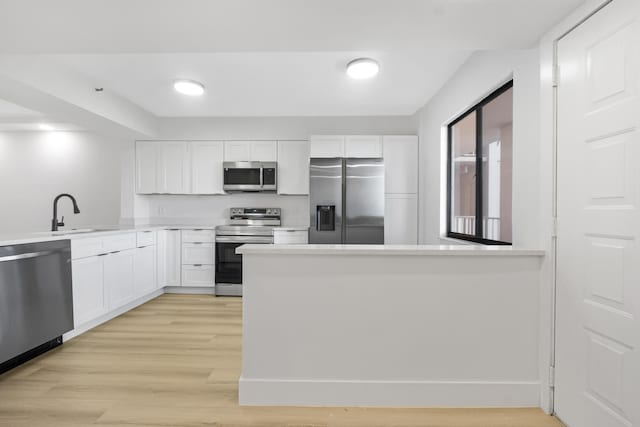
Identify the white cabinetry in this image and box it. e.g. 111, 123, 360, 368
382, 135, 419, 244
277, 140, 309, 195
190, 141, 225, 194
224, 141, 277, 161
157, 141, 190, 194
104, 249, 136, 309
71, 256, 106, 327
135, 244, 157, 297
310, 135, 383, 158
181, 229, 215, 288
310, 135, 345, 158
345, 135, 383, 158
384, 194, 418, 244
383, 136, 418, 194
158, 229, 181, 287
135, 141, 190, 194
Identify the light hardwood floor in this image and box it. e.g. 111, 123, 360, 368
0, 294, 564, 427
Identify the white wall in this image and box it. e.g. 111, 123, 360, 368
414, 49, 540, 247
0, 131, 127, 233
127, 116, 418, 226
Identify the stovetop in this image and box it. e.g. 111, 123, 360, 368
215, 207, 281, 236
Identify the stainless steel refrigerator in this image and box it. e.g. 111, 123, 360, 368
309, 158, 384, 244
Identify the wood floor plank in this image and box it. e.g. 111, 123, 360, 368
0, 294, 563, 426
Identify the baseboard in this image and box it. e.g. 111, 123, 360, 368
239, 377, 540, 407
164, 286, 216, 295
63, 289, 164, 341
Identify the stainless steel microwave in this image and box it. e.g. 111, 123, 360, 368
223, 161, 277, 192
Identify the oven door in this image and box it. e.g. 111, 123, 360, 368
215, 236, 272, 284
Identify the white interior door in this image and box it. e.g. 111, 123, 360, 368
556, 1, 640, 426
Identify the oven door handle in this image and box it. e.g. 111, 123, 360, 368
259, 166, 264, 188
215, 236, 273, 244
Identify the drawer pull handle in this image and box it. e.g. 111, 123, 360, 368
194, 264, 203, 267
110, 250, 121, 254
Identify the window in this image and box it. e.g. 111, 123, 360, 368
447, 81, 513, 245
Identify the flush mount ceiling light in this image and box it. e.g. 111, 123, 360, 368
346, 58, 379, 79
38, 123, 55, 131
173, 79, 205, 96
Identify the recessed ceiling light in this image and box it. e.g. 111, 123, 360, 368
346, 58, 379, 79
38, 123, 55, 131
173, 79, 205, 96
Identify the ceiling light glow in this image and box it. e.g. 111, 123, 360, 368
346, 58, 379, 79
38, 123, 55, 131
173, 79, 205, 96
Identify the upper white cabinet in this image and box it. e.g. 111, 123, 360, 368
224, 141, 251, 161
224, 141, 277, 161
310, 135, 345, 158
384, 194, 418, 244
383, 135, 419, 194
135, 141, 190, 194
191, 141, 225, 194
157, 141, 190, 194
310, 135, 383, 158
250, 141, 278, 161
277, 140, 309, 195
345, 135, 383, 158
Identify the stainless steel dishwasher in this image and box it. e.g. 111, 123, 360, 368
0, 240, 73, 373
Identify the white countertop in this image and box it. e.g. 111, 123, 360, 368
0, 224, 310, 247
0, 224, 216, 247
237, 244, 545, 257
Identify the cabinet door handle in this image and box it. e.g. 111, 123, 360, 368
97, 253, 108, 257
193, 264, 203, 267
110, 250, 121, 254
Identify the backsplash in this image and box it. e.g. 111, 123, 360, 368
140, 193, 309, 226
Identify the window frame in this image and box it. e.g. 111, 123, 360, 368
446, 80, 514, 246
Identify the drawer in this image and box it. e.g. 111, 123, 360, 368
136, 230, 157, 247
273, 230, 309, 244
71, 237, 104, 259
182, 243, 214, 265
102, 233, 136, 253
181, 264, 215, 287
181, 229, 215, 243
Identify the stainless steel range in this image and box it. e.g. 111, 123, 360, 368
215, 207, 281, 296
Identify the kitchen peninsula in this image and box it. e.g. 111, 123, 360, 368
238, 244, 545, 408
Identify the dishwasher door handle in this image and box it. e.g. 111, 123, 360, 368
0, 251, 55, 263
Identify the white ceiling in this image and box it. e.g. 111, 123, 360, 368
0, 0, 584, 119
48, 51, 471, 117
0, 99, 42, 118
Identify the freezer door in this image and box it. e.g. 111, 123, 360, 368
345, 158, 385, 244
309, 158, 343, 244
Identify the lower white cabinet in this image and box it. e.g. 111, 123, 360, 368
104, 249, 136, 310
180, 229, 215, 288
158, 229, 181, 287
135, 245, 157, 296
71, 256, 107, 327
384, 194, 418, 244
181, 264, 215, 287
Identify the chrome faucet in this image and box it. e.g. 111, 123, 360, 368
51, 194, 81, 231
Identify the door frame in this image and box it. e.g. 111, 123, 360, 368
549, 0, 614, 416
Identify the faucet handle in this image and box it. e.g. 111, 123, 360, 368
58, 216, 65, 227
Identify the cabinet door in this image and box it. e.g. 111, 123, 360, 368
224, 141, 251, 161
158, 141, 190, 194
345, 135, 383, 158
159, 230, 181, 287
104, 249, 136, 310
71, 256, 106, 327
383, 135, 418, 194
277, 140, 309, 195
310, 135, 345, 158
182, 243, 214, 265
135, 245, 157, 296
384, 194, 418, 244
135, 141, 158, 194
191, 141, 225, 194
250, 141, 277, 161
